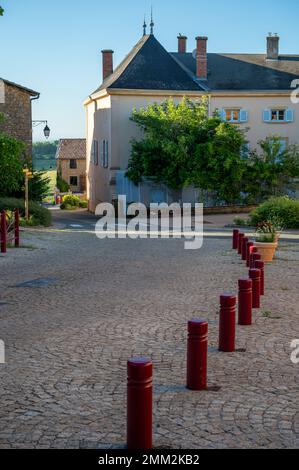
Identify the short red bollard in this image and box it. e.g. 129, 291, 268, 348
232, 229, 239, 250
238, 233, 245, 255
14, 209, 20, 248
187, 319, 208, 391
219, 294, 236, 352
241, 237, 249, 261
238, 279, 253, 326
250, 252, 261, 269
254, 260, 265, 296
1, 210, 7, 254
127, 357, 152, 450
246, 242, 254, 267
249, 269, 261, 309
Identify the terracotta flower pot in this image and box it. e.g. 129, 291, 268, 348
255, 241, 278, 263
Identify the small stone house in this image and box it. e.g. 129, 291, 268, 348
56, 138, 87, 193
0, 78, 39, 158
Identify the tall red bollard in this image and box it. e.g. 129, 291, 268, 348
232, 229, 239, 250
241, 237, 249, 261
14, 209, 20, 248
219, 294, 236, 352
250, 252, 261, 269
238, 233, 245, 255
127, 357, 152, 450
187, 319, 208, 391
0, 210, 7, 254
254, 260, 265, 296
238, 279, 253, 326
246, 242, 254, 267
249, 269, 261, 309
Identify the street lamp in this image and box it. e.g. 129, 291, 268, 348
32, 120, 51, 139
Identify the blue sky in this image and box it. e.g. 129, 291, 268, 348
1, 0, 299, 141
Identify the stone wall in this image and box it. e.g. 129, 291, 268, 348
0, 82, 33, 158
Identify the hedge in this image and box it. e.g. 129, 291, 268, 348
249, 196, 299, 229
0, 197, 52, 227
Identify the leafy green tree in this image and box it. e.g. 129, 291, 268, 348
243, 136, 299, 203
0, 131, 25, 197
0, 6, 4, 16
127, 97, 247, 203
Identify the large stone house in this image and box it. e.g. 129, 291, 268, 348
56, 139, 87, 193
84, 29, 299, 210
0, 78, 39, 158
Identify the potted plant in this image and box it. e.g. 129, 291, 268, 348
254, 220, 282, 262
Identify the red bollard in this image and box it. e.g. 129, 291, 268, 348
232, 229, 239, 250
187, 319, 208, 391
127, 357, 152, 450
219, 294, 236, 352
254, 260, 265, 296
14, 209, 20, 248
238, 233, 245, 255
238, 279, 253, 326
250, 252, 261, 269
246, 242, 254, 267
249, 269, 261, 309
241, 237, 249, 261
1, 210, 7, 254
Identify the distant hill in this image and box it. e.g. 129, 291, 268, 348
33, 141, 58, 171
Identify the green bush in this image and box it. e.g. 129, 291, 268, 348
60, 203, 77, 211
249, 197, 299, 229
62, 194, 81, 207
57, 172, 70, 192
0, 197, 52, 226
79, 200, 88, 208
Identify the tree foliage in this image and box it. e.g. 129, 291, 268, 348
127, 98, 247, 203
127, 98, 299, 204
0, 6, 4, 16
242, 136, 299, 203
0, 131, 25, 197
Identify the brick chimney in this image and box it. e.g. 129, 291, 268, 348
177, 34, 187, 53
267, 33, 279, 60
101, 49, 114, 80
196, 36, 208, 79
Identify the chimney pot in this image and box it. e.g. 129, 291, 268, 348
195, 36, 208, 80
267, 34, 279, 60
177, 35, 187, 53
101, 49, 114, 80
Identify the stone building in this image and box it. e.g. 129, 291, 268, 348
0, 78, 39, 158
56, 139, 87, 193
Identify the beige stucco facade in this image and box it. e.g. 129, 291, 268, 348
85, 89, 299, 211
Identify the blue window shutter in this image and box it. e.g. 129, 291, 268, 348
217, 108, 226, 121
105, 140, 109, 168
263, 109, 271, 122
240, 109, 248, 122
285, 109, 294, 122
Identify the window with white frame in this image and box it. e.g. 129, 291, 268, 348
263, 108, 294, 123
219, 108, 248, 123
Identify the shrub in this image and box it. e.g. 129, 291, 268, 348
57, 171, 70, 192
0, 197, 52, 226
61, 194, 81, 207
249, 196, 299, 229
79, 200, 88, 208
60, 203, 77, 211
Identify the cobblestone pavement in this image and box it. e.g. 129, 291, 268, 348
0, 226, 298, 449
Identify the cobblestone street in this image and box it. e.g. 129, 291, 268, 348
0, 224, 298, 449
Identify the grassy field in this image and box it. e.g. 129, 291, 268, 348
43, 170, 57, 202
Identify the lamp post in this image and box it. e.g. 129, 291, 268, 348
32, 120, 51, 139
